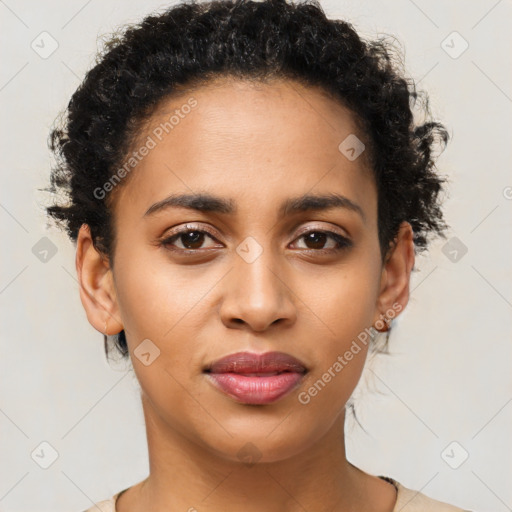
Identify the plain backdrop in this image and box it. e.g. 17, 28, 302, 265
1, 1, 511, 511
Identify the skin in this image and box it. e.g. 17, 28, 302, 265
76, 77, 415, 512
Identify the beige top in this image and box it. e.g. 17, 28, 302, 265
82, 476, 472, 512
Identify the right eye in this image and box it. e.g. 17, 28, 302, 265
160, 226, 222, 253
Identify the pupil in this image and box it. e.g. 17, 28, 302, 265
305, 232, 326, 249
183, 231, 204, 249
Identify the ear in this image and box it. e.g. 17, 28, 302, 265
75, 224, 124, 336
372, 221, 415, 330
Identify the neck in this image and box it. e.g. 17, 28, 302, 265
118, 393, 396, 512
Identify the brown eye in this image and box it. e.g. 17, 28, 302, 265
293, 230, 352, 252
161, 227, 220, 252
303, 231, 329, 250
177, 231, 207, 249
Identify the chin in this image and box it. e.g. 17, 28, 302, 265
199, 425, 315, 465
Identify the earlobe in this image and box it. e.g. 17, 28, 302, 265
75, 224, 124, 336
373, 221, 415, 330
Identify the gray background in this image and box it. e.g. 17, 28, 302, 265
1, 0, 511, 511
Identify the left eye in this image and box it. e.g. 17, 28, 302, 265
291, 230, 352, 251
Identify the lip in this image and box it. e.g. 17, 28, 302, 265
203, 351, 308, 405
205, 351, 308, 374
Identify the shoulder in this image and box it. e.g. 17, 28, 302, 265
80, 490, 125, 512
381, 476, 473, 512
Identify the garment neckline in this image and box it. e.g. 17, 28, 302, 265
113, 487, 129, 511
378, 474, 399, 490
113, 476, 400, 512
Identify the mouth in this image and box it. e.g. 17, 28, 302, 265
203, 351, 308, 405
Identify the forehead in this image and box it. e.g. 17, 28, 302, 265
112, 77, 376, 223
136, 76, 367, 160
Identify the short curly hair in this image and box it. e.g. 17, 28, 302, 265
44, 0, 449, 360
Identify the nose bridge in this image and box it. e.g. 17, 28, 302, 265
221, 235, 296, 330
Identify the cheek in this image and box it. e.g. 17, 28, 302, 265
112, 242, 211, 343
112, 252, 209, 431
291, 293, 376, 436
111, 246, 221, 405
295, 253, 381, 398
306, 253, 381, 342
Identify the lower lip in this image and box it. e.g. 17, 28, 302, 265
205, 372, 305, 404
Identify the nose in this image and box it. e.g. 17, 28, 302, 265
220, 246, 297, 332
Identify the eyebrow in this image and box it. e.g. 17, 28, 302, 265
143, 192, 366, 222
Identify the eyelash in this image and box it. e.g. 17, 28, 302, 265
159, 224, 352, 256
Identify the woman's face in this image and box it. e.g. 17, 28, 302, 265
78, 77, 413, 463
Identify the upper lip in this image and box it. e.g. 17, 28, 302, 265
204, 351, 308, 374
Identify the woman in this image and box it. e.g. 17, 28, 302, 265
45, 0, 471, 510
